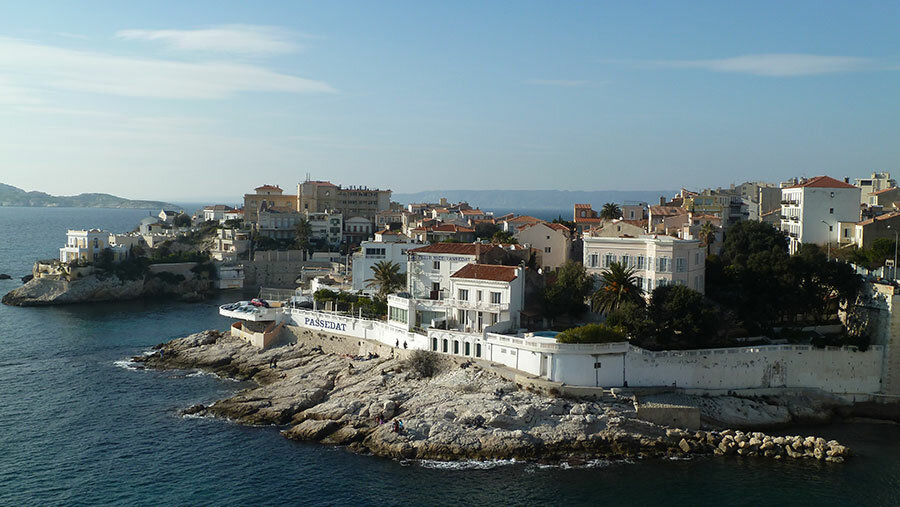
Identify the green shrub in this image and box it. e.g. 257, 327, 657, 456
555, 323, 627, 344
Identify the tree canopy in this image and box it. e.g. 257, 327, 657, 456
599, 203, 623, 220
590, 261, 644, 314
365, 260, 406, 298
542, 260, 592, 319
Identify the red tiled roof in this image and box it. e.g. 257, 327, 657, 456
784, 176, 857, 189
505, 215, 542, 225
450, 264, 519, 282
574, 203, 593, 209
377, 229, 401, 235
574, 216, 605, 224
409, 243, 498, 255
871, 187, 900, 196
255, 184, 282, 190
858, 211, 900, 226
649, 205, 686, 216
461, 209, 485, 215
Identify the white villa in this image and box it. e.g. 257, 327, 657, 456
59, 229, 127, 264
583, 234, 706, 294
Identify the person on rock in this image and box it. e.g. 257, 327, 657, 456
392, 420, 399, 433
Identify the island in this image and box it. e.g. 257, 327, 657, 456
0, 183, 178, 209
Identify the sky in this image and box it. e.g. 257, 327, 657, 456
0, 1, 898, 202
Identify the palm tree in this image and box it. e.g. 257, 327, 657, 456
294, 217, 312, 252
599, 202, 622, 220
591, 261, 644, 314
699, 221, 716, 256
365, 260, 405, 298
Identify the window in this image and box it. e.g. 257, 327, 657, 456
658, 278, 667, 287
589, 254, 598, 268
636, 256, 645, 270
657, 257, 669, 272
676, 258, 686, 272
442, 339, 448, 353
389, 306, 408, 323
458, 289, 469, 301
544, 246, 552, 253
490, 292, 501, 304
647, 278, 653, 290
476, 290, 482, 302
695, 252, 700, 264
829, 225, 833, 232
433, 260, 440, 270
621, 254, 630, 267
829, 208, 834, 214
603, 253, 615, 267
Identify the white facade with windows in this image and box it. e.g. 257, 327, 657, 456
780, 176, 861, 254
59, 229, 122, 263
583, 235, 706, 294
306, 210, 343, 247
351, 236, 421, 294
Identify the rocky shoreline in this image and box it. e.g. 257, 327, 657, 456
132, 329, 851, 464
2, 273, 209, 306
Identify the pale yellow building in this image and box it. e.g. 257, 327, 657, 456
514, 221, 571, 271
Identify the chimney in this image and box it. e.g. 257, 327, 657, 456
475, 242, 481, 262
659, 196, 665, 206
844, 177, 850, 184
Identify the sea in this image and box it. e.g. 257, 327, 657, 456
1, 206, 899, 506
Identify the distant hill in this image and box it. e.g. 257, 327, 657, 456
0, 183, 178, 210
392, 189, 677, 210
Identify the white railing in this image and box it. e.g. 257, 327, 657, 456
443, 298, 509, 312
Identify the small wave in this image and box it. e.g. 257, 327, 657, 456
411, 459, 519, 470
182, 412, 215, 420
525, 458, 631, 472
186, 370, 217, 378
113, 359, 144, 371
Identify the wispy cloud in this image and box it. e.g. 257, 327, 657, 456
656, 54, 874, 77
527, 79, 592, 87
0, 77, 44, 104
116, 24, 302, 55
0, 37, 336, 100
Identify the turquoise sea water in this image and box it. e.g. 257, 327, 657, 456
1, 207, 900, 506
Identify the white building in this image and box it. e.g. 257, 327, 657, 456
780, 176, 861, 254
306, 210, 343, 248
583, 235, 706, 294
447, 264, 524, 332
405, 243, 504, 300
388, 263, 525, 334
202, 205, 236, 223
351, 232, 422, 294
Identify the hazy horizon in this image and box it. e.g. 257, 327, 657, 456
1, 2, 898, 200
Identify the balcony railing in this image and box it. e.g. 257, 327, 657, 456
443, 298, 509, 312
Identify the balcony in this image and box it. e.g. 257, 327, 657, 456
443, 298, 509, 312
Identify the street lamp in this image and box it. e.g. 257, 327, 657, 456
821, 220, 831, 262
888, 224, 899, 281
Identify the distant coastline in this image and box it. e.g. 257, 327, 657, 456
0, 183, 177, 210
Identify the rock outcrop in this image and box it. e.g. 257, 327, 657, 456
2, 273, 210, 306
133, 330, 851, 464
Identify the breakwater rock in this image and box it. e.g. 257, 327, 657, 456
134, 330, 851, 464
2, 274, 209, 306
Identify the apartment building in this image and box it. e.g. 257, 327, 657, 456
297, 180, 391, 222
856, 172, 896, 206
306, 210, 343, 249
780, 176, 861, 254
243, 185, 297, 224
256, 208, 304, 241
514, 221, 571, 271
583, 235, 706, 294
